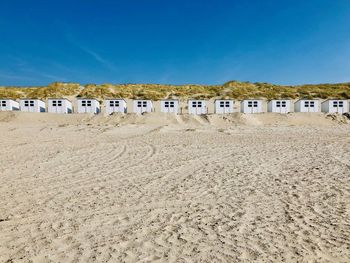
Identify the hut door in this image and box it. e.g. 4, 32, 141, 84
109, 101, 114, 113
137, 101, 148, 113
276, 101, 281, 113
219, 101, 225, 114
277, 101, 287, 113
247, 101, 253, 113
220, 101, 230, 113
281, 101, 287, 113
335, 101, 344, 114
309, 101, 315, 112
81, 100, 92, 113
25, 100, 35, 112
0, 100, 6, 111
197, 101, 203, 114
225, 101, 230, 113
111, 100, 120, 113
191, 101, 197, 114
339, 101, 344, 114
253, 101, 259, 113
164, 101, 174, 113
52, 100, 61, 113
249, 101, 258, 113
52, 100, 57, 113
137, 101, 142, 113
142, 101, 147, 113
81, 100, 86, 113
87, 100, 92, 113
115, 101, 120, 112
304, 101, 311, 112
169, 101, 175, 113
57, 101, 62, 113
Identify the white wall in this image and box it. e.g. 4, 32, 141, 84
215, 100, 234, 114
268, 100, 291, 113
240, 100, 263, 113
188, 100, 207, 115
133, 100, 153, 114
20, 99, 46, 112
105, 99, 127, 114
48, 99, 73, 114
0, 100, 19, 111
77, 99, 100, 114
321, 100, 349, 114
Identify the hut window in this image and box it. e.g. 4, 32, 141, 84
304, 101, 309, 107
110, 101, 120, 107
164, 101, 175, 108
333, 101, 338, 107
309, 101, 315, 107
192, 101, 202, 107
87, 101, 92, 106
339, 101, 343, 107
57, 101, 62, 106
24, 101, 29, 106
281, 101, 286, 107
82, 101, 86, 106
248, 101, 258, 107
220, 101, 230, 107
52, 101, 57, 106
29, 101, 34, 106
137, 101, 147, 107
1, 101, 6, 107
276, 101, 281, 107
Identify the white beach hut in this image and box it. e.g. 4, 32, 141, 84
0, 99, 19, 111
48, 98, 73, 114
321, 100, 349, 114
240, 100, 263, 113
294, 99, 319, 112
133, 100, 153, 114
77, 98, 100, 114
160, 99, 179, 114
105, 99, 127, 114
215, 99, 234, 114
268, 100, 291, 114
20, 99, 46, 112
188, 100, 207, 115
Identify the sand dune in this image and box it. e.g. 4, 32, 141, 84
0, 112, 349, 262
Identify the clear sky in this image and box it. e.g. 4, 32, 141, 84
0, 0, 350, 86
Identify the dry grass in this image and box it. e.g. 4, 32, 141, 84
1, 81, 350, 100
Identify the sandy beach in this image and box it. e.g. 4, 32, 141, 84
0, 112, 349, 262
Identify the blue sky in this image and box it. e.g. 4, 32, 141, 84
0, 0, 350, 86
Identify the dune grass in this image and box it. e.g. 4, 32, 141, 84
1, 81, 350, 101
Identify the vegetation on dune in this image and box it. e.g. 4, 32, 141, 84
1, 81, 350, 100
0, 82, 81, 100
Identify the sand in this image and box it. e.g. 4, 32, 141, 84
0, 112, 349, 262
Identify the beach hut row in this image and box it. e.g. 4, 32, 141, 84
0, 98, 349, 114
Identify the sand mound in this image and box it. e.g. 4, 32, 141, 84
0, 112, 349, 128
